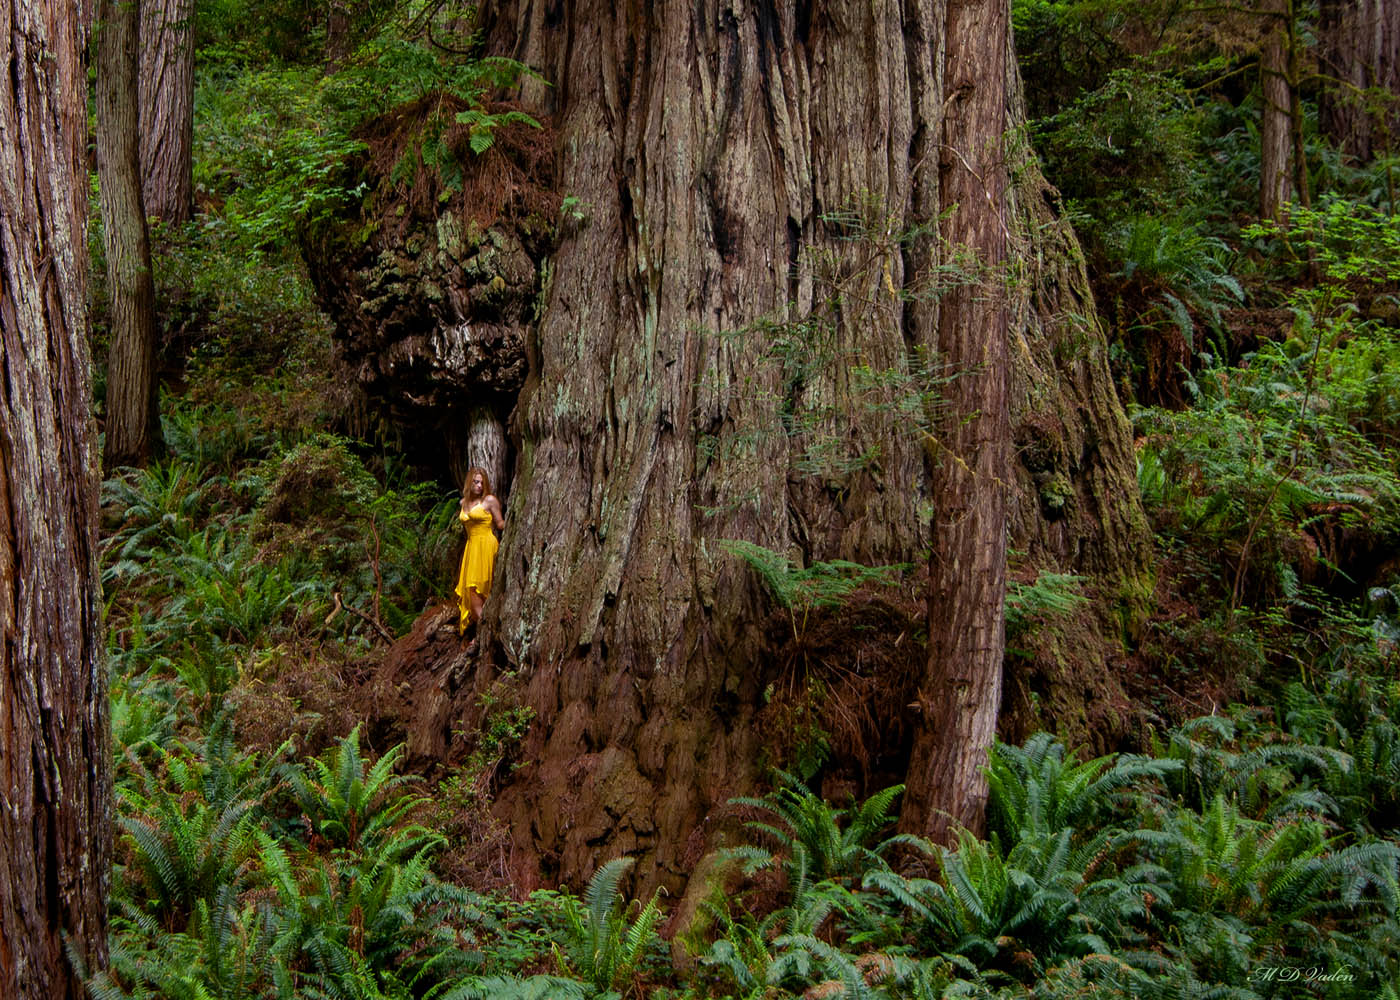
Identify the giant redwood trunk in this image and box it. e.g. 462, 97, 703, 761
0, 1, 110, 996
139, 0, 195, 223
450, 0, 1151, 891
98, 0, 161, 467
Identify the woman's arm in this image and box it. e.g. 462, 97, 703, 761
486, 495, 505, 531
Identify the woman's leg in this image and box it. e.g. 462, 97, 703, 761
469, 589, 485, 623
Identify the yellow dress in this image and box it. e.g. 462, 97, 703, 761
455, 503, 498, 628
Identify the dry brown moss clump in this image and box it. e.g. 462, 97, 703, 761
355, 93, 559, 245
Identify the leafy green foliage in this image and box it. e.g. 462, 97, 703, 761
116, 734, 280, 924
1245, 195, 1400, 288
1004, 571, 1090, 637
1153, 714, 1349, 819
1278, 671, 1400, 837
986, 732, 1179, 847
1135, 326, 1400, 612
1036, 69, 1203, 232
689, 726, 1400, 997
428, 975, 591, 1000
1114, 215, 1243, 353
193, 39, 537, 255
283, 726, 425, 855
101, 722, 493, 1000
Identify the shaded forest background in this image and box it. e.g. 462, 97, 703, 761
67, 0, 1400, 996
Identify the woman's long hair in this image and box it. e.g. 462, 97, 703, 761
463, 466, 492, 498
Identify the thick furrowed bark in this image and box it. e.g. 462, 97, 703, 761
1318, 0, 1400, 164
479, 0, 930, 889
139, 0, 195, 223
0, 2, 109, 995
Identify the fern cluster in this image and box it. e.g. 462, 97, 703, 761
96, 725, 532, 1000
686, 725, 1399, 999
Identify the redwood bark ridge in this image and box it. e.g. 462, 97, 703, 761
1319, 0, 1400, 163
0, 1, 109, 995
901, 0, 1010, 844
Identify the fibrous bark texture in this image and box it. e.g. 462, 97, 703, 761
449, 0, 1152, 890
1319, 0, 1400, 163
0, 2, 110, 996
98, 0, 160, 468
901, 0, 1010, 845
139, 0, 195, 223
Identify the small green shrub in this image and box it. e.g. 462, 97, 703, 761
1036, 70, 1203, 239
283, 725, 426, 855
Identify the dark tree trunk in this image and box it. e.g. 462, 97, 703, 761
98, 0, 161, 468
139, 0, 195, 223
900, 0, 1010, 845
1288, 6, 1311, 211
326, 0, 354, 68
459, 0, 1151, 891
1319, 0, 1400, 164
1260, 0, 1295, 219
0, 2, 110, 997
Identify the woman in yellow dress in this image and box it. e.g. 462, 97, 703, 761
455, 466, 504, 639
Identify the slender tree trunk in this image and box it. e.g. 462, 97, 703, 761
1260, 0, 1294, 219
0, 3, 110, 997
1319, 0, 1400, 163
1286, 1, 1311, 211
901, 0, 1010, 845
98, 0, 161, 468
458, 0, 1151, 890
139, 0, 195, 223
